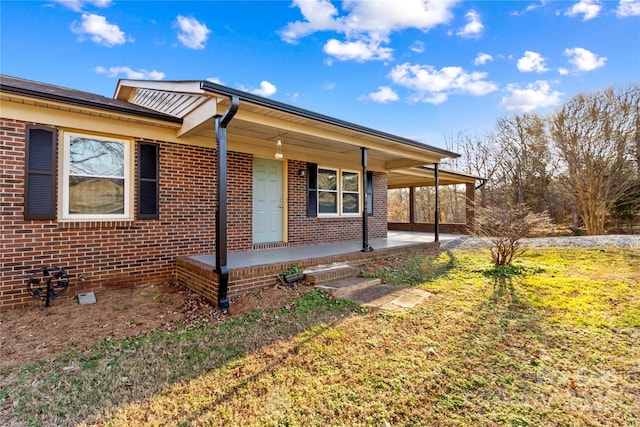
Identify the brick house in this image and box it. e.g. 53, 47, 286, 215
1, 75, 478, 310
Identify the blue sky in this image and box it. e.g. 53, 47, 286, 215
1, 0, 639, 149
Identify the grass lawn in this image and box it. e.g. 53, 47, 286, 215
1, 247, 639, 426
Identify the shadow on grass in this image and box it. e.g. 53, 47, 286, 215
427, 266, 550, 424
2, 290, 359, 427
422, 250, 458, 282
482, 264, 532, 304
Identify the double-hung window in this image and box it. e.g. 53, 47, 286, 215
317, 167, 360, 216
61, 132, 131, 220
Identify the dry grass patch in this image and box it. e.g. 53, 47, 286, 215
1, 247, 638, 426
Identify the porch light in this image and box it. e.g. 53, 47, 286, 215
275, 138, 283, 159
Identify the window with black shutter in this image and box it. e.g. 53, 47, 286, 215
25, 125, 57, 220
137, 142, 159, 219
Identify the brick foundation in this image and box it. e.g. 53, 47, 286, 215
176, 242, 441, 305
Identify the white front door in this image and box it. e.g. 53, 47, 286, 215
253, 158, 283, 244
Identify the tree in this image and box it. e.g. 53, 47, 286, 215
444, 130, 501, 207
492, 113, 553, 213
549, 85, 640, 235
387, 188, 409, 222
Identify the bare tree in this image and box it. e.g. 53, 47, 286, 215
387, 188, 410, 222
492, 113, 553, 213
549, 85, 640, 235
444, 130, 501, 207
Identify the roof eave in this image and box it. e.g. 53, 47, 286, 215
1, 78, 182, 124
200, 80, 460, 159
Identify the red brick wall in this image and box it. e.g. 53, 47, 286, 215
1, 119, 222, 309
1, 118, 389, 309
228, 152, 253, 251
388, 222, 469, 234
287, 160, 387, 245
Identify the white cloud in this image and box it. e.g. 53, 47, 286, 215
510, 0, 550, 16
500, 81, 563, 112
564, 47, 607, 71
558, 67, 570, 75
389, 62, 498, 104
617, 0, 640, 16
517, 51, 549, 73
281, 0, 459, 42
175, 15, 210, 50
53, 0, 111, 12
251, 81, 277, 97
280, 0, 458, 62
474, 52, 493, 65
288, 92, 300, 102
206, 77, 224, 85
565, 0, 602, 20
366, 86, 399, 103
323, 38, 393, 62
457, 10, 483, 37
279, 0, 341, 42
71, 13, 127, 47
413, 92, 449, 105
95, 66, 165, 80
410, 41, 425, 53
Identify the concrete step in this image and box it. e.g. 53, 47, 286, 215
315, 277, 381, 297
340, 284, 433, 312
304, 265, 360, 286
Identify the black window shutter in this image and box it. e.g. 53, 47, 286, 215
366, 171, 374, 216
137, 142, 159, 219
307, 163, 318, 217
25, 126, 57, 220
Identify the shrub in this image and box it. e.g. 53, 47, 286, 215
474, 203, 553, 266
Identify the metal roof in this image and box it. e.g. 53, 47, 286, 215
0, 74, 181, 123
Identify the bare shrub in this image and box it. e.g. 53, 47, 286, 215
474, 203, 553, 265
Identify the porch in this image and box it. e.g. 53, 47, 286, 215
176, 232, 462, 305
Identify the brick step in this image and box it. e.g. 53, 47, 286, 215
315, 277, 382, 297
304, 265, 360, 285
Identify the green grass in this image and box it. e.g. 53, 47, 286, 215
1, 247, 638, 426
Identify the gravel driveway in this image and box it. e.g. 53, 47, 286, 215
441, 234, 640, 250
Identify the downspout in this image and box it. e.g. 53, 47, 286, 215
434, 162, 440, 243
361, 147, 373, 252
215, 96, 239, 313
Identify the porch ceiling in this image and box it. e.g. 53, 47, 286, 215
114, 79, 459, 173
388, 166, 482, 189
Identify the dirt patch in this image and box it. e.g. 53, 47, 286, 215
0, 254, 414, 373
0, 281, 313, 372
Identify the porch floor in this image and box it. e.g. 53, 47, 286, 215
189, 231, 462, 268
176, 232, 465, 304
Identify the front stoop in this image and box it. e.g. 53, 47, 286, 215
315, 277, 381, 297
304, 265, 360, 286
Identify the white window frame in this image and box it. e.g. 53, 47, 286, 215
317, 167, 361, 217
60, 131, 132, 221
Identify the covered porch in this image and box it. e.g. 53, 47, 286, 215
387, 166, 484, 236
114, 79, 477, 309
176, 232, 461, 304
